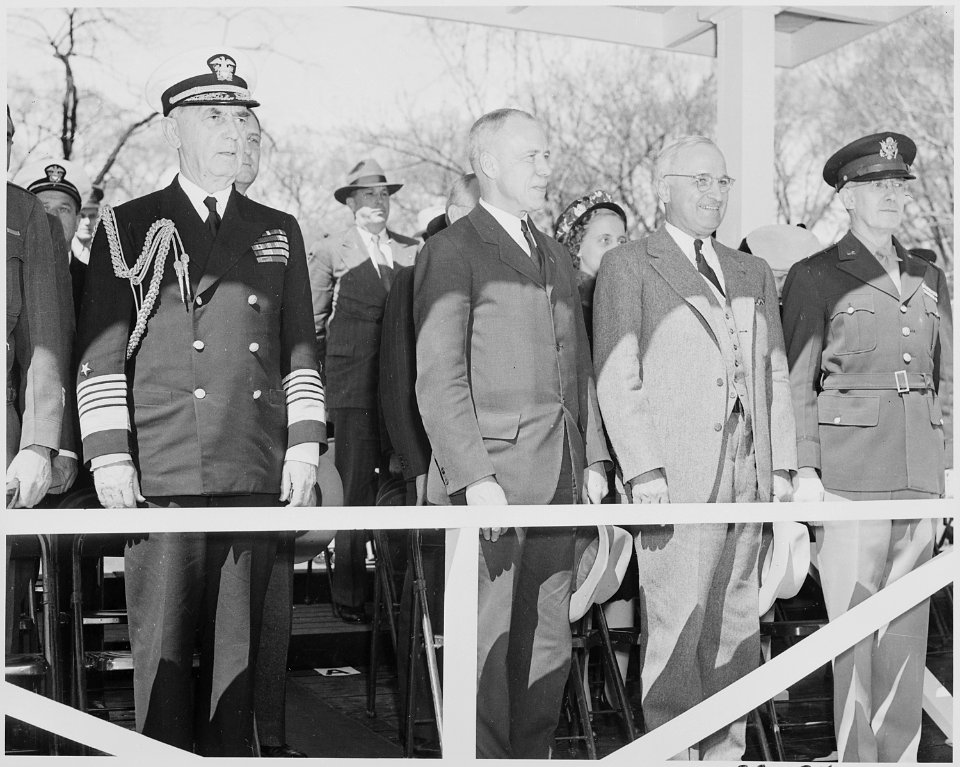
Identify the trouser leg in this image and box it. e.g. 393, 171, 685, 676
255, 534, 294, 749
125, 530, 205, 752
330, 407, 380, 609
698, 522, 762, 761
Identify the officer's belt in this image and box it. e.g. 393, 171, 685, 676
821, 372, 933, 394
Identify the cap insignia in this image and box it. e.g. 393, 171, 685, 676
44, 164, 66, 183
879, 137, 899, 161
207, 54, 237, 82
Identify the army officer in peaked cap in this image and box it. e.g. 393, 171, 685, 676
74, 47, 326, 756
781, 132, 952, 762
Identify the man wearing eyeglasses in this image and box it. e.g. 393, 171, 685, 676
781, 132, 952, 762
593, 135, 796, 759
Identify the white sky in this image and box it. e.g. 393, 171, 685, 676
5, 5, 544, 133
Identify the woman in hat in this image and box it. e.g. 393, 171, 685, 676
555, 191, 637, 704
554, 191, 628, 344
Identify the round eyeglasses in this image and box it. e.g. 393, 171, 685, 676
662, 173, 736, 193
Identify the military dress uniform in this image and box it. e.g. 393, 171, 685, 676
781, 132, 952, 763
74, 49, 325, 756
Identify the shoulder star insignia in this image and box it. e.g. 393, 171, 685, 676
80, 362, 91, 377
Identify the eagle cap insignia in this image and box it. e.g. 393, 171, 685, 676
45, 164, 66, 183
879, 137, 899, 161
207, 54, 236, 82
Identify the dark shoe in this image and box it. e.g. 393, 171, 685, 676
334, 603, 370, 624
260, 743, 308, 758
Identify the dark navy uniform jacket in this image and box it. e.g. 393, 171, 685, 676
781, 231, 952, 494
75, 179, 325, 497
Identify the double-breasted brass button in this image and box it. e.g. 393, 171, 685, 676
194, 388, 206, 399
901, 327, 910, 337
903, 352, 912, 363
193, 340, 205, 351
900, 304, 908, 314
249, 342, 260, 353
253, 390, 262, 400
196, 296, 204, 306
248, 295, 258, 305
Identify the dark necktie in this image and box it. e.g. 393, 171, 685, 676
694, 238, 724, 297
520, 219, 543, 275
203, 196, 221, 238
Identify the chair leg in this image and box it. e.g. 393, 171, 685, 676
366, 563, 382, 717
403, 585, 420, 757
412, 531, 443, 750
766, 695, 786, 761
749, 707, 773, 761
568, 650, 598, 759
594, 605, 638, 742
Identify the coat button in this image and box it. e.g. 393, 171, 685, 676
253, 390, 262, 400
249, 342, 260, 353
193, 340, 205, 351
714, 422, 722, 432
847, 306, 854, 314
716, 378, 723, 387
734, 359, 740, 367
194, 388, 206, 399
900, 304, 908, 313
248, 294, 258, 305
196, 296, 203, 306
903, 352, 912, 363
834, 416, 841, 424
729, 390, 736, 398
901, 327, 910, 337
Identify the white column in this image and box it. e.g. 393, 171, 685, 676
711, 7, 778, 247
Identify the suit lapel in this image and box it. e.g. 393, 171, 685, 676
343, 228, 387, 297
835, 231, 900, 300
469, 205, 543, 286
716, 241, 755, 337
196, 190, 269, 296
647, 227, 725, 346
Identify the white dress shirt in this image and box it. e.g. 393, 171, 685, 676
479, 198, 536, 258
177, 173, 232, 221
356, 225, 394, 276
665, 221, 727, 299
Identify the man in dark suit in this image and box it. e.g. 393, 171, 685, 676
5, 109, 72, 507
781, 132, 952, 762
307, 159, 418, 622
414, 108, 609, 758
593, 135, 796, 760
75, 49, 325, 756
13, 156, 92, 494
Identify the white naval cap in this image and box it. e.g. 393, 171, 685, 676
145, 46, 260, 116
13, 157, 92, 210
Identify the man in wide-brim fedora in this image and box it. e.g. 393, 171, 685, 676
307, 158, 418, 623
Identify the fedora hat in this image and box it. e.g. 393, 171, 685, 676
293, 448, 342, 564
744, 224, 822, 273
334, 158, 403, 204
758, 521, 811, 615
569, 526, 634, 622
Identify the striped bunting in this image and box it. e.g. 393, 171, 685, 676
282, 369, 325, 425
253, 229, 289, 264
77, 374, 130, 439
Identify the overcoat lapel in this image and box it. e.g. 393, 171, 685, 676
469, 205, 544, 287
647, 227, 726, 347
196, 190, 270, 295
835, 231, 900, 300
